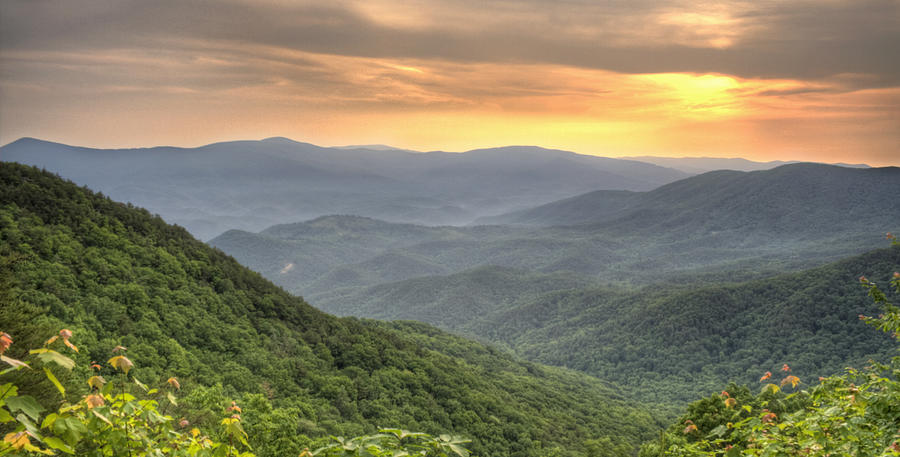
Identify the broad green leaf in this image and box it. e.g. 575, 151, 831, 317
43, 436, 75, 454
133, 377, 148, 392
0, 383, 17, 400
30, 349, 75, 370
6, 396, 44, 421
449, 443, 470, 456
41, 413, 58, 429
100, 380, 115, 396
43, 367, 65, 397
16, 413, 42, 438
24, 443, 55, 455
708, 424, 727, 438
760, 383, 779, 395
53, 416, 88, 445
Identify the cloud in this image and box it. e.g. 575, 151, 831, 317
1, 0, 897, 164
2, 0, 897, 85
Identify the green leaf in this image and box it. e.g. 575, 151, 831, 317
52, 416, 88, 446
133, 377, 148, 392
166, 391, 178, 406
0, 383, 17, 400
44, 367, 65, 397
6, 395, 45, 421
760, 383, 779, 395
43, 436, 75, 454
0, 407, 13, 423
448, 443, 470, 456
41, 413, 58, 429
16, 413, 42, 438
708, 424, 727, 438
100, 380, 115, 396
30, 349, 75, 370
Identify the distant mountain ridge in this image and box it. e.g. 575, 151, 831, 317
212, 164, 899, 317
478, 163, 900, 232
622, 156, 870, 174
0, 137, 687, 240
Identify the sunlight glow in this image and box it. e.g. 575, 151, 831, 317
634, 73, 743, 117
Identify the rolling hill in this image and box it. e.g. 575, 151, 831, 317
312, 246, 900, 405
0, 137, 687, 240
212, 164, 899, 302
0, 163, 663, 456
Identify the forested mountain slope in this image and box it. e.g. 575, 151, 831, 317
316, 266, 595, 330
327, 246, 899, 404
0, 163, 662, 457
209, 217, 535, 296
0, 137, 686, 239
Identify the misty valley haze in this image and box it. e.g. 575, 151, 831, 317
1, 137, 873, 241
2, 137, 694, 240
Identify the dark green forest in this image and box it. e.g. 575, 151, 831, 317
315, 244, 898, 405
0, 163, 663, 456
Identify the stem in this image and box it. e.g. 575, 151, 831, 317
121, 372, 132, 457
160, 389, 170, 417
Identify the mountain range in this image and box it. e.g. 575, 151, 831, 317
212, 164, 899, 299
477, 163, 900, 233
619, 156, 869, 174
0, 137, 687, 240
205, 162, 900, 405
2, 139, 898, 455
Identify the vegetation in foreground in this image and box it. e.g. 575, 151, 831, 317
0, 328, 471, 456
642, 238, 900, 456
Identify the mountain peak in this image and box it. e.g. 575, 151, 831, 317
2, 137, 65, 149
261, 136, 301, 144
335, 144, 420, 153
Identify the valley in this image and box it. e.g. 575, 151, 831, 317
206, 162, 899, 407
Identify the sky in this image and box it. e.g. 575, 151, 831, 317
1, 0, 898, 165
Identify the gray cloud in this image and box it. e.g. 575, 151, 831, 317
2, 0, 898, 87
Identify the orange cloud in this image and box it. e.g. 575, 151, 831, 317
2, 0, 898, 167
